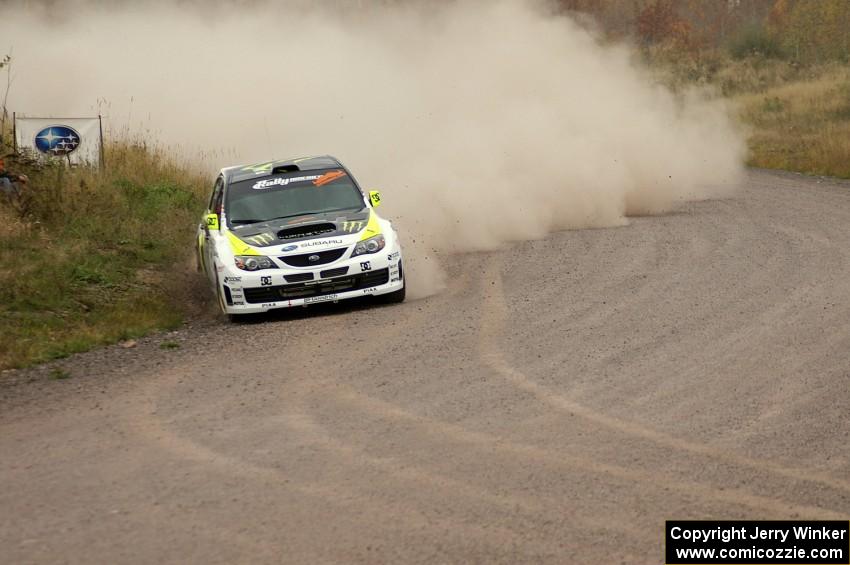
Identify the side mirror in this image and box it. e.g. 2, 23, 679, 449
205, 212, 220, 230
369, 190, 382, 208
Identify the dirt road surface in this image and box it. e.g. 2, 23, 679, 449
2, 170, 849, 564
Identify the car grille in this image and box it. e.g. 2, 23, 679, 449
284, 273, 314, 283
244, 268, 389, 304
320, 266, 349, 278
279, 247, 347, 267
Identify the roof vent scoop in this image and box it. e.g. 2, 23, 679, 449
272, 164, 300, 174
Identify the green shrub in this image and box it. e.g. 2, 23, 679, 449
728, 25, 786, 60
0, 141, 209, 369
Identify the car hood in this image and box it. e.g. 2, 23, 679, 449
228, 208, 373, 248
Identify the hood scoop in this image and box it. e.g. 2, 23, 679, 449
277, 223, 336, 241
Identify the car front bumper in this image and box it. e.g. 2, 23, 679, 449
218, 249, 403, 314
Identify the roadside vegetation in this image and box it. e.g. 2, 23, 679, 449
0, 140, 209, 369
650, 52, 850, 178
733, 63, 850, 177
568, 0, 850, 178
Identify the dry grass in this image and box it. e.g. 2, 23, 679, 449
647, 47, 850, 178
733, 66, 850, 177
0, 142, 209, 369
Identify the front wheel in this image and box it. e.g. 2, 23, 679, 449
216, 274, 258, 322
215, 272, 233, 321
379, 261, 405, 304
378, 283, 405, 304
226, 313, 254, 323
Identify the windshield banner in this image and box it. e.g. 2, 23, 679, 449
14, 116, 103, 166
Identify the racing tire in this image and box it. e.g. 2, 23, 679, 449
378, 282, 405, 304
215, 273, 257, 323
195, 242, 203, 273
214, 272, 234, 322
378, 260, 405, 304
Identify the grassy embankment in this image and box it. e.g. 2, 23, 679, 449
652, 49, 850, 178
734, 64, 850, 177
0, 143, 208, 369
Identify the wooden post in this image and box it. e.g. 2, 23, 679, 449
98, 114, 105, 169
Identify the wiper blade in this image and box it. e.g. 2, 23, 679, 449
230, 219, 265, 225
267, 211, 329, 221
231, 214, 317, 226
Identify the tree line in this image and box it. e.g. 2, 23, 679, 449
556, 0, 850, 62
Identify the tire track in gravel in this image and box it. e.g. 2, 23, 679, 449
322, 384, 843, 520
478, 252, 850, 499
119, 271, 574, 557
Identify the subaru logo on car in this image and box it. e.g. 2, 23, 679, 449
34, 125, 81, 156
281, 244, 298, 252
308, 254, 320, 263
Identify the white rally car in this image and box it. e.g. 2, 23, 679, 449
197, 156, 404, 320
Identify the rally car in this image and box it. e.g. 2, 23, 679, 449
197, 156, 404, 320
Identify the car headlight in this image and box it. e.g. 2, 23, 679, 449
351, 234, 385, 257
234, 255, 276, 271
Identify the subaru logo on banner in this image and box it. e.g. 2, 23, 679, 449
34, 125, 81, 156
14, 116, 103, 166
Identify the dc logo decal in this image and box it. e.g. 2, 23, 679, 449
34, 125, 81, 156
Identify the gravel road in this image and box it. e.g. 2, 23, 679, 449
2, 169, 849, 564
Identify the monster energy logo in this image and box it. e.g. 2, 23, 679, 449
341, 221, 365, 233
246, 233, 274, 245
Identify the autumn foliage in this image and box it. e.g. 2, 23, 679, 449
636, 1, 693, 48
557, 0, 850, 63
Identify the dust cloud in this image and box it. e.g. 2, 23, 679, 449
1, 0, 746, 298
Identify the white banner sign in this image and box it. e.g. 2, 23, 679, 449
15, 117, 102, 166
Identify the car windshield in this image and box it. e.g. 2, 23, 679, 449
225, 168, 365, 226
